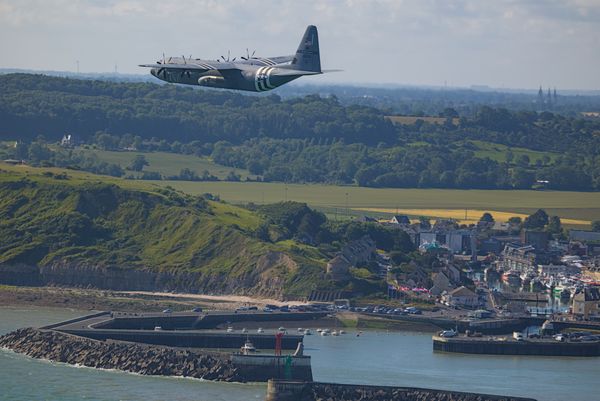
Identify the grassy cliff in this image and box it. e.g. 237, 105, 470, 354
0, 163, 325, 298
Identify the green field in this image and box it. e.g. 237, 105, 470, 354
156, 180, 600, 228
76, 148, 254, 180
466, 140, 560, 164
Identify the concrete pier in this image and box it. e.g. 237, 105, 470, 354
46, 311, 322, 350
433, 335, 600, 357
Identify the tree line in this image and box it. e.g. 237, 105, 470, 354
2, 73, 600, 190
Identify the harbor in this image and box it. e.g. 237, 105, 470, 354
3, 306, 600, 400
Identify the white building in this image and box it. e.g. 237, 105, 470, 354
442, 286, 478, 308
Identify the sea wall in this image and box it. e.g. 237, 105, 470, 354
433, 336, 600, 357
0, 328, 241, 381
264, 380, 537, 401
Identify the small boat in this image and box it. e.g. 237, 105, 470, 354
240, 340, 257, 355
320, 330, 330, 336
241, 328, 248, 333
304, 329, 312, 335
227, 327, 234, 333
278, 326, 286, 332
154, 326, 163, 331
316, 328, 323, 333
257, 328, 264, 334
297, 327, 304, 332
339, 330, 346, 334
332, 330, 339, 336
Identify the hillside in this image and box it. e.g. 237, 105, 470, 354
0, 163, 326, 298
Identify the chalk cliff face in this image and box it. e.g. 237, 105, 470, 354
0, 254, 301, 298
0, 178, 324, 299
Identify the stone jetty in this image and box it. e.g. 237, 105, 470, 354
0, 328, 242, 381
265, 380, 537, 401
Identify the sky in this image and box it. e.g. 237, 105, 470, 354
0, 0, 599, 89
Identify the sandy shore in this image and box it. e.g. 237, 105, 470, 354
120, 291, 307, 307
0, 285, 304, 312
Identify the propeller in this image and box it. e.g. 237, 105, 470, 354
220, 50, 234, 62
241, 48, 256, 60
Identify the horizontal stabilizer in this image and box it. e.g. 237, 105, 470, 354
322, 69, 343, 73
273, 68, 322, 77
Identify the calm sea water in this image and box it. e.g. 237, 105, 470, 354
1, 306, 598, 401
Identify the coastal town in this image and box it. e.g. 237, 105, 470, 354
331, 210, 600, 327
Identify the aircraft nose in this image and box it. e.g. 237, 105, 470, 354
150, 68, 157, 77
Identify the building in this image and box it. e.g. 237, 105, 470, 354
390, 215, 411, 225
430, 272, 454, 296
356, 215, 378, 223
537, 264, 581, 278
442, 286, 479, 308
572, 288, 600, 319
60, 134, 74, 147
521, 230, 549, 251
418, 229, 472, 254
500, 244, 537, 272
327, 236, 376, 282
326, 255, 351, 281
570, 230, 600, 243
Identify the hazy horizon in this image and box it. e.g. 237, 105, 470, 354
1, 0, 599, 90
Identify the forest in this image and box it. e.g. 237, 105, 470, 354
2, 73, 600, 191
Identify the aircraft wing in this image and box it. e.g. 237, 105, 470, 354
139, 61, 239, 70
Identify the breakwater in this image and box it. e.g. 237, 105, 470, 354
0, 327, 312, 382
264, 380, 537, 401
0, 328, 242, 381
433, 335, 600, 357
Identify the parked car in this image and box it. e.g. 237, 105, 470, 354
162, 308, 172, 314
192, 307, 203, 313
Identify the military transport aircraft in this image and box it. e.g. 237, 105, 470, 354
139, 25, 333, 92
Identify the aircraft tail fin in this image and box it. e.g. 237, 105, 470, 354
291, 25, 321, 73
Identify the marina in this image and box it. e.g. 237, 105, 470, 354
2, 306, 600, 401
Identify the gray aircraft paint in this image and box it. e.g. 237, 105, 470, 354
140, 25, 323, 92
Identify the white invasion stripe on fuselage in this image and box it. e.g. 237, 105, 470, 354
254, 66, 266, 91
265, 67, 276, 89
255, 66, 277, 91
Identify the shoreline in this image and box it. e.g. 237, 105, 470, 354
0, 285, 287, 313
0, 285, 443, 333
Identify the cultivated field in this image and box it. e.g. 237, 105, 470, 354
76, 148, 254, 180
2, 161, 596, 228
353, 208, 589, 226
157, 181, 600, 228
